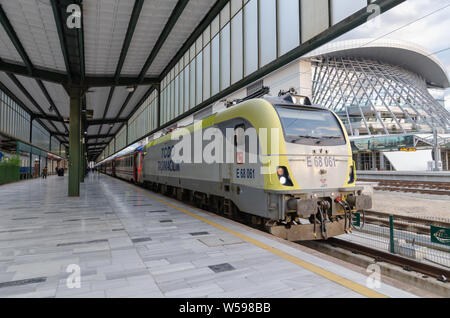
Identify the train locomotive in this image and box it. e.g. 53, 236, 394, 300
99, 91, 371, 241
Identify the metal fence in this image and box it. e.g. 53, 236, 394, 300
351, 211, 450, 269
0, 165, 20, 185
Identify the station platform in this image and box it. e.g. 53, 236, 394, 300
0, 174, 417, 298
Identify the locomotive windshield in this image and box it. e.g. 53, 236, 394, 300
275, 106, 346, 146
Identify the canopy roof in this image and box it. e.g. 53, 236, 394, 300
0, 0, 224, 155
307, 38, 450, 89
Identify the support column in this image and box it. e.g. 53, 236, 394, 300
356, 153, 362, 171
80, 119, 85, 183
371, 152, 377, 171
29, 117, 33, 179
379, 152, 385, 171
156, 84, 161, 129
69, 88, 82, 197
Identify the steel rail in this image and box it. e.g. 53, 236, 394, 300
326, 237, 449, 282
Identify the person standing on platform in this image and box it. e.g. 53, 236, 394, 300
42, 166, 48, 179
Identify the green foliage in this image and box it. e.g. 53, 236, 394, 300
0, 155, 20, 184
0, 155, 21, 167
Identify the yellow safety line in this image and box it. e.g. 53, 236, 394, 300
116, 178, 387, 298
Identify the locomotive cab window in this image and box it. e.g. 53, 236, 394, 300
275, 106, 346, 146
234, 124, 245, 146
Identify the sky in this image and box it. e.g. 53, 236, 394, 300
331, 0, 450, 111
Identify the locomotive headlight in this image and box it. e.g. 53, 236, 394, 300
279, 176, 287, 185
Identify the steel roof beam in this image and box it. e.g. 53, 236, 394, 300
86, 142, 108, 147
0, 5, 69, 142
137, 0, 189, 82
51, 133, 114, 140
85, 76, 158, 87
0, 59, 158, 87
36, 79, 69, 134
7, 74, 67, 143
0, 5, 33, 74
97, 0, 190, 158
77, 0, 85, 82
106, 0, 406, 161
114, 0, 144, 83
95, 0, 147, 149
107, 85, 154, 146
95, 0, 144, 146
87, 118, 128, 126
159, 0, 229, 81
95, 0, 226, 161
32, 115, 128, 126
95, 87, 115, 145
0, 61, 65, 83
50, 0, 72, 83
0, 79, 66, 145
86, 134, 114, 140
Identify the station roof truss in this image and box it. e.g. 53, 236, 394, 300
0, 0, 406, 160
310, 54, 450, 136
0, 0, 220, 155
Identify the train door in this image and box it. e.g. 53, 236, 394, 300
231, 124, 245, 200
112, 160, 116, 177
133, 153, 138, 183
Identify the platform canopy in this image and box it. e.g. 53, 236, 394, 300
0, 0, 407, 163
0, 0, 221, 158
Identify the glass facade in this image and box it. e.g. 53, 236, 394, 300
128, 90, 159, 149
50, 136, 60, 156
0, 87, 62, 157
0, 89, 31, 142
312, 56, 450, 136
32, 121, 50, 151
100, 89, 159, 160
158, 0, 366, 127
99, 0, 371, 161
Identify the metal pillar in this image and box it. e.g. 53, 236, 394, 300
29, 118, 33, 179
356, 153, 362, 171
433, 128, 442, 172
371, 152, 377, 171
379, 152, 385, 171
80, 119, 85, 183
69, 88, 82, 196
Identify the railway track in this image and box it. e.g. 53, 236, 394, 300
324, 237, 450, 282
313, 210, 450, 283
357, 210, 449, 236
359, 179, 450, 196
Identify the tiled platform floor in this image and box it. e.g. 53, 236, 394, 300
0, 174, 415, 298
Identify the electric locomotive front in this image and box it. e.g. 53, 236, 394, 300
262, 93, 372, 240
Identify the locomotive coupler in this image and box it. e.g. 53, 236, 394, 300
346, 194, 372, 211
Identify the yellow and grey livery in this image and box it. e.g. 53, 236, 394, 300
140, 92, 372, 241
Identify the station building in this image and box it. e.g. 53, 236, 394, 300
100, 38, 450, 172
306, 39, 450, 171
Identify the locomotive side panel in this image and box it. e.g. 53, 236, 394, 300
141, 116, 272, 218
